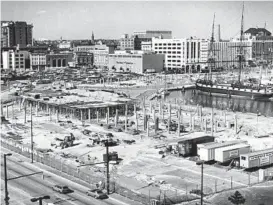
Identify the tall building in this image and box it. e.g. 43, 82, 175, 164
134, 30, 172, 39
212, 40, 253, 69
211, 28, 273, 68
120, 31, 172, 51
73, 52, 93, 67
30, 53, 47, 71
1, 21, 33, 48
2, 50, 30, 72
73, 44, 114, 67
134, 30, 172, 50
119, 34, 135, 50
152, 37, 208, 72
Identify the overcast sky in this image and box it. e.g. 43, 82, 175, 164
1, 1, 273, 40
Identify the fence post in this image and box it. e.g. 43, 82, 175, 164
148, 189, 150, 205
185, 183, 188, 200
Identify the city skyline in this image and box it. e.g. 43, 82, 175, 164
1, 1, 273, 40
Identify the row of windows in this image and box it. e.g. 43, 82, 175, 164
155, 47, 182, 50
167, 60, 181, 62
14, 54, 24, 57
166, 64, 183, 67
167, 56, 182, 58
110, 55, 142, 58
154, 43, 183, 46
155, 51, 182, 54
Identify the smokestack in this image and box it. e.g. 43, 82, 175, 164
218, 24, 221, 42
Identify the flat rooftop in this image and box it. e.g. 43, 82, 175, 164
215, 143, 250, 152
240, 148, 273, 157
199, 140, 247, 149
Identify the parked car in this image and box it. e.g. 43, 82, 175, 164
86, 189, 108, 199
189, 189, 202, 195
52, 185, 74, 194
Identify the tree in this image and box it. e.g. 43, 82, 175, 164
228, 191, 246, 205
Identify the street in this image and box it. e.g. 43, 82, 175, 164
1, 147, 135, 205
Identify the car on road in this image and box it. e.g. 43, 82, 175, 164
52, 185, 74, 194
86, 189, 108, 199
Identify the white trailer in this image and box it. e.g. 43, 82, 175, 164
214, 143, 250, 163
197, 140, 247, 161
240, 148, 273, 169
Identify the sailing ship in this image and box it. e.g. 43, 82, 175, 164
195, 4, 273, 99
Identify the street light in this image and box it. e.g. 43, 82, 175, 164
4, 153, 12, 205
196, 160, 204, 205
30, 195, 50, 205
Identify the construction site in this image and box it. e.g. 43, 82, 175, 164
1, 76, 273, 205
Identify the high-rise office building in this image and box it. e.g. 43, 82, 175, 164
1, 21, 33, 48
152, 37, 208, 72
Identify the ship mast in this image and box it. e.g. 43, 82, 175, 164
238, 2, 245, 84
208, 13, 216, 81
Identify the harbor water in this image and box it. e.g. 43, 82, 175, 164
164, 89, 273, 117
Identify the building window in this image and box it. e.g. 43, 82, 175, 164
172, 51, 176, 54
159, 47, 162, 49
167, 60, 171, 62
177, 51, 181, 54
155, 44, 158, 46
163, 43, 167, 46
177, 47, 181, 49
168, 51, 171, 54
168, 43, 171, 46
177, 43, 181, 46
159, 44, 162, 46
241, 156, 246, 160
172, 60, 176, 62
168, 47, 171, 49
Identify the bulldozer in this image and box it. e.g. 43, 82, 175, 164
56, 133, 76, 149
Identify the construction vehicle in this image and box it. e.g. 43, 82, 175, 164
55, 133, 76, 149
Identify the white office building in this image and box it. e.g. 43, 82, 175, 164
152, 37, 208, 72
2, 50, 29, 72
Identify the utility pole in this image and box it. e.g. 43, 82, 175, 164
196, 160, 204, 205
4, 153, 12, 205
106, 140, 110, 194
30, 103, 34, 163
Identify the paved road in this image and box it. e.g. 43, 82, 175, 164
0, 148, 131, 205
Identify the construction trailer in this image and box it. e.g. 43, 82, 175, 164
197, 140, 247, 161
177, 135, 215, 157
214, 143, 251, 163
240, 148, 273, 169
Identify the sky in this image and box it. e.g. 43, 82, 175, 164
1, 1, 273, 40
